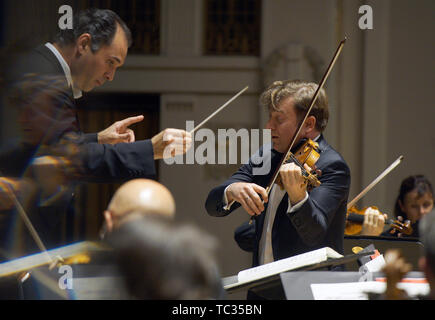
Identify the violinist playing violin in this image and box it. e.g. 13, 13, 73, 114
205, 80, 351, 275
346, 175, 433, 238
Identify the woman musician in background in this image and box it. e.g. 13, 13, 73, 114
359, 175, 433, 238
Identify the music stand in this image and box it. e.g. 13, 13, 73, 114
223, 251, 373, 299
343, 235, 424, 270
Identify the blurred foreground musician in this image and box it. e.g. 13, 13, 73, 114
376, 209, 435, 300
0, 179, 180, 299
100, 178, 176, 237
107, 215, 224, 300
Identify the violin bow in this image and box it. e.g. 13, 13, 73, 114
265, 37, 347, 194
347, 155, 404, 209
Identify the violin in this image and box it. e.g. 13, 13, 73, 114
275, 138, 322, 190
345, 205, 413, 236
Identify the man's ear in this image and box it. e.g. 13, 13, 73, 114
76, 33, 92, 54
305, 115, 317, 134
103, 210, 114, 233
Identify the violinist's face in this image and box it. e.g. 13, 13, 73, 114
265, 97, 303, 153
399, 190, 434, 224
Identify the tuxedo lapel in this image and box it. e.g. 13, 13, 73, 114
34, 45, 66, 76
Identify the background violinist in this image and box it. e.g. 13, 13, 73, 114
353, 175, 433, 237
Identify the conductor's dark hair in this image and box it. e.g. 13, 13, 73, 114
53, 8, 132, 52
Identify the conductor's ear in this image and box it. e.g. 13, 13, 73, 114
76, 33, 92, 54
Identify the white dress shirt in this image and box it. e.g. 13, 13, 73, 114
45, 42, 82, 99
223, 134, 320, 265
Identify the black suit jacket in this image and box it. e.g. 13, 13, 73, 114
4, 44, 156, 182
0, 45, 157, 253
205, 135, 351, 267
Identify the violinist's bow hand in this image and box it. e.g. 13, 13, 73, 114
226, 182, 268, 217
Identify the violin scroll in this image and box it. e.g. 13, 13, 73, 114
388, 218, 413, 236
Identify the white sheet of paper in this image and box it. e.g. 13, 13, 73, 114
237, 247, 342, 284
364, 254, 386, 272
310, 281, 430, 300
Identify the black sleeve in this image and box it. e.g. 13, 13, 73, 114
287, 158, 350, 246
78, 139, 157, 183
205, 160, 255, 217
82, 133, 98, 144
205, 145, 274, 217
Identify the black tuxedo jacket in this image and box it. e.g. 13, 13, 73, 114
0, 45, 157, 252
4, 44, 156, 182
205, 135, 351, 267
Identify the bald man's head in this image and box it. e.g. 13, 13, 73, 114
103, 179, 175, 232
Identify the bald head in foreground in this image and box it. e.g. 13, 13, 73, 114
102, 179, 175, 234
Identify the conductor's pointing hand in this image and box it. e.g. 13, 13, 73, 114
98, 115, 145, 144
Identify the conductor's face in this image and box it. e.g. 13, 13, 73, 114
73, 24, 128, 92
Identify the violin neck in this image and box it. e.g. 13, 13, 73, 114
347, 212, 396, 227
384, 218, 396, 226
347, 213, 365, 223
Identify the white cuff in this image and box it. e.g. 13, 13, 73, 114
223, 185, 233, 210
287, 192, 309, 213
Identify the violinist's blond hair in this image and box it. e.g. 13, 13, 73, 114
260, 80, 329, 132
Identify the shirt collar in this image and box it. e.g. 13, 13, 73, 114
45, 42, 82, 99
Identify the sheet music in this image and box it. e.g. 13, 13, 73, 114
310, 281, 430, 300
237, 247, 342, 284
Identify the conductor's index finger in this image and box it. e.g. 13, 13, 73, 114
252, 184, 268, 203
120, 115, 144, 127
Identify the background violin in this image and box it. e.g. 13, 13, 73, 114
344, 155, 406, 235
345, 205, 413, 236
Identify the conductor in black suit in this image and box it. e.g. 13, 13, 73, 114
0, 9, 191, 254
4, 8, 191, 180
205, 80, 351, 270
